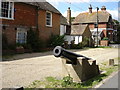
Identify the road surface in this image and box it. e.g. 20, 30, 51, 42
99, 71, 119, 89
0, 48, 118, 88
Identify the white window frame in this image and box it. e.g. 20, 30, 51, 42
16, 28, 27, 44
0, 1, 14, 20
46, 11, 52, 27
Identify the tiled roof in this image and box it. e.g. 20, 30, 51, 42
15, 1, 61, 14
72, 11, 111, 24
60, 15, 68, 25
71, 24, 88, 35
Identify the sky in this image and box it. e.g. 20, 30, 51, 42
47, 0, 119, 21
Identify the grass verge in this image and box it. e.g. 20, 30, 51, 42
25, 58, 119, 89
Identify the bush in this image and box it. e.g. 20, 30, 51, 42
48, 35, 65, 47
102, 37, 109, 40
71, 43, 83, 49
82, 37, 89, 47
27, 29, 45, 52
71, 37, 90, 49
62, 75, 73, 87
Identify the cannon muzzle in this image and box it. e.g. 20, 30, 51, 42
53, 46, 90, 64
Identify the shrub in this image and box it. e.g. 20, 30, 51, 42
27, 29, 44, 52
102, 37, 109, 40
71, 43, 83, 49
48, 35, 65, 47
71, 37, 90, 49
61, 75, 73, 87
82, 37, 89, 47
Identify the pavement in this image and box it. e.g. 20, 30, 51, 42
109, 44, 120, 48
95, 70, 120, 89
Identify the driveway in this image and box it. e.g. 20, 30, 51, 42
0, 48, 118, 88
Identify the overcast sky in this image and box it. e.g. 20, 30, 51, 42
47, 0, 119, 21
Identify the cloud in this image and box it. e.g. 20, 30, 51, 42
48, 0, 118, 20
63, 10, 80, 17
48, 1, 59, 8
95, 0, 119, 2
107, 9, 118, 20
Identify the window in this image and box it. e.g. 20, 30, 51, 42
46, 11, 52, 26
0, 2, 14, 19
16, 29, 27, 44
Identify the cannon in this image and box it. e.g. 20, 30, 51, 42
53, 46, 91, 65
53, 46, 100, 82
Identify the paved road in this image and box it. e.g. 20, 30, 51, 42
98, 71, 120, 89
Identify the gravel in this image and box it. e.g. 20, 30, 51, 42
0, 48, 118, 88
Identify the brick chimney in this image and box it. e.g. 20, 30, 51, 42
101, 6, 106, 11
67, 7, 71, 25
89, 4, 92, 13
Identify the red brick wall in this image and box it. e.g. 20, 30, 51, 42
3, 27, 16, 45
1, 2, 38, 45
1, 2, 60, 45
89, 23, 107, 29
98, 23, 107, 28
2, 2, 37, 27
38, 10, 60, 41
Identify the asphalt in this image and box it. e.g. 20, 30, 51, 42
97, 71, 120, 89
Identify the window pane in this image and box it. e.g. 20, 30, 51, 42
1, 2, 14, 19
2, 2, 9, 18
46, 12, 51, 26
17, 31, 27, 44
9, 9, 12, 18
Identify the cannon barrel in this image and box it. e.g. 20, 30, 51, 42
53, 46, 90, 64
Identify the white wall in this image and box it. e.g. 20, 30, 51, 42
60, 25, 66, 35
65, 35, 82, 44
60, 25, 83, 44
74, 36, 82, 44
65, 35, 74, 44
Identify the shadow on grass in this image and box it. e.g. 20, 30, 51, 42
81, 74, 107, 88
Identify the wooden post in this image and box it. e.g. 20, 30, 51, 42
109, 59, 114, 66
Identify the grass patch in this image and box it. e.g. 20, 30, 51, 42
25, 64, 118, 89
94, 46, 111, 48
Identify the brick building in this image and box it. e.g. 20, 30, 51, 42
63, 7, 92, 46
1, 1, 61, 45
72, 5, 115, 45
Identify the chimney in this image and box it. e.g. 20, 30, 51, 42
67, 7, 71, 25
101, 6, 106, 11
89, 4, 92, 13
